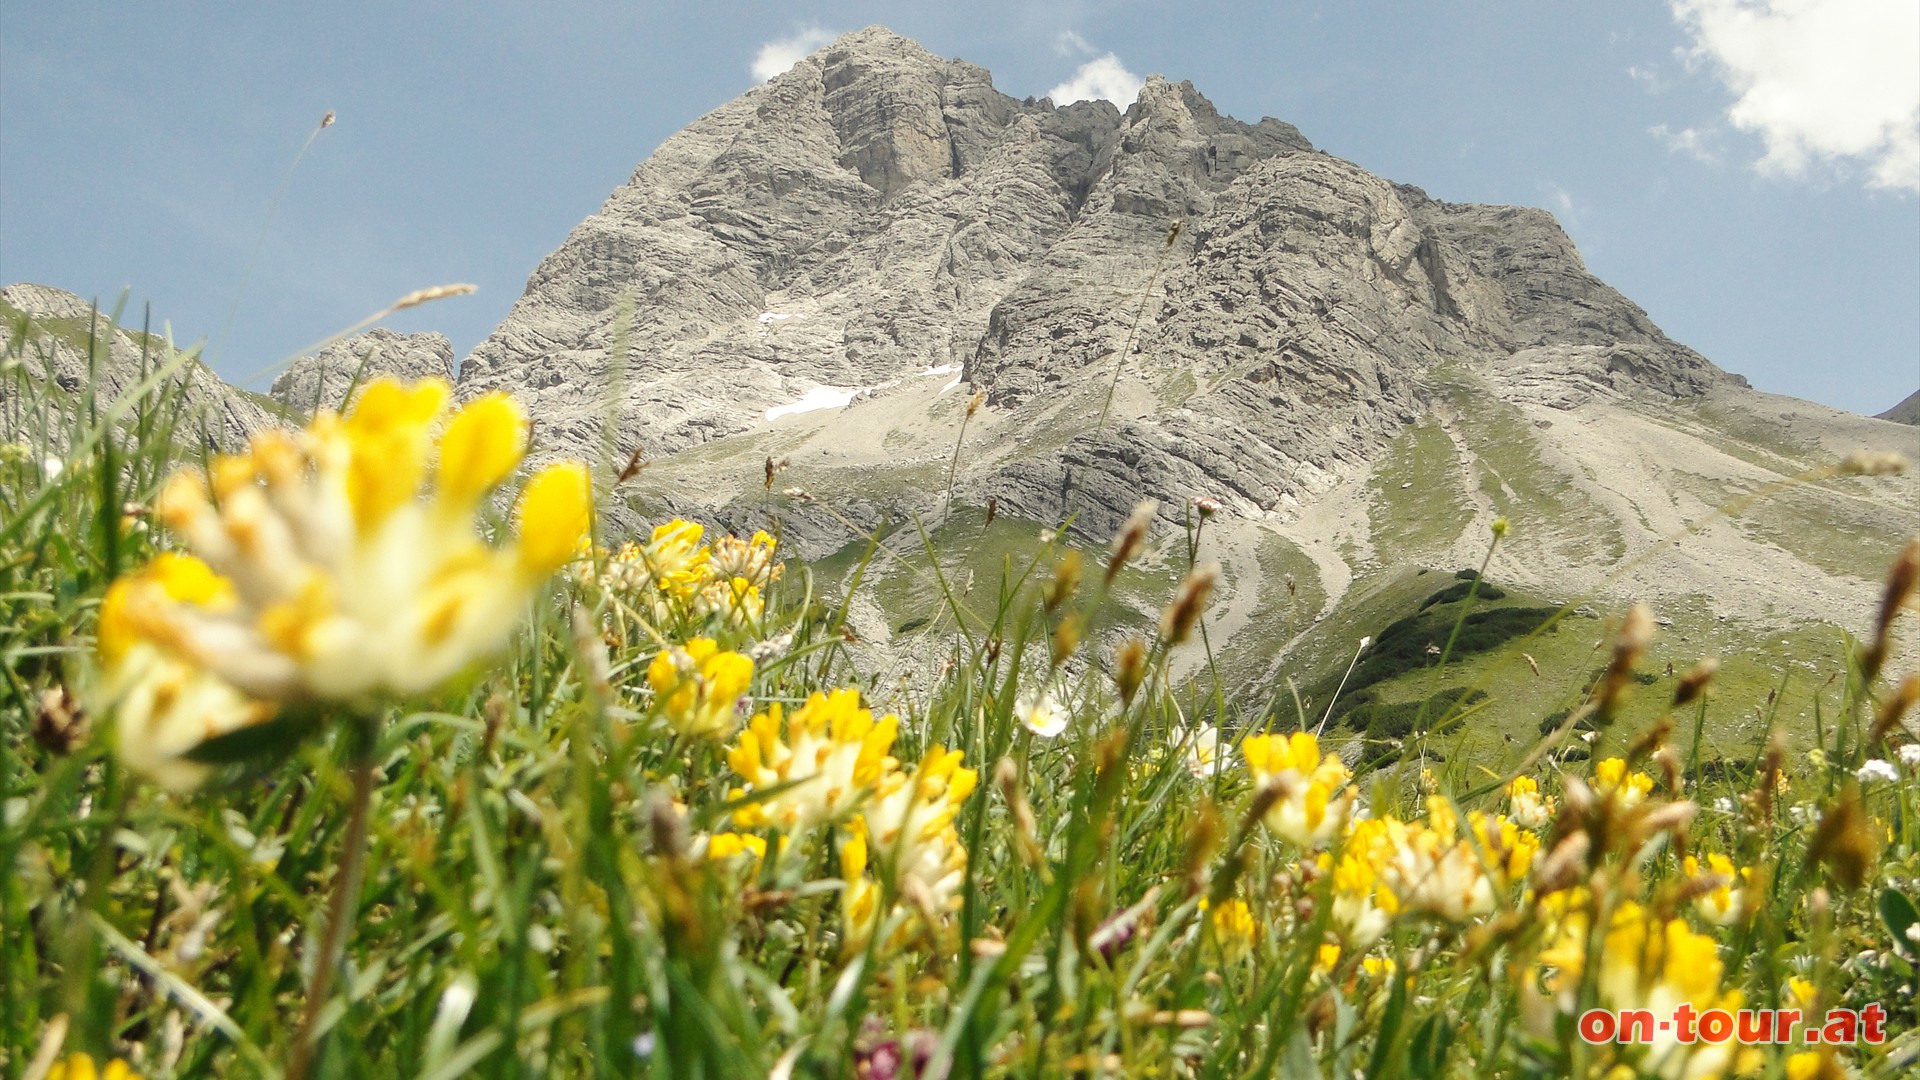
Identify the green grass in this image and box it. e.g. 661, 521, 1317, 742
1363, 421, 1471, 565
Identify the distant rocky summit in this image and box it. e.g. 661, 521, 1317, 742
456, 26, 1732, 543
1876, 389, 1920, 426
268, 328, 455, 414
0, 282, 271, 449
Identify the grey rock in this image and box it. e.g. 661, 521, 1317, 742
455, 26, 1734, 553
269, 328, 455, 415
1, 282, 272, 451
1875, 389, 1920, 425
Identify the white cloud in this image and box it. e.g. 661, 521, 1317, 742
1650, 123, 1720, 163
1627, 64, 1665, 93
1054, 30, 1095, 57
1671, 0, 1919, 191
1047, 53, 1144, 106
751, 27, 836, 84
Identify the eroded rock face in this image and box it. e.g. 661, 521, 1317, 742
455, 25, 1734, 549
268, 329, 455, 415
1, 282, 272, 450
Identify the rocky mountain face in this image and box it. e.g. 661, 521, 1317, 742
1876, 389, 1920, 425
447, 26, 1916, 683
1, 282, 273, 450
457, 26, 1732, 542
267, 328, 455, 415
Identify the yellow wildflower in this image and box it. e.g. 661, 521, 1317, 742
1329, 816, 1399, 946
48, 1055, 142, 1080
727, 689, 900, 830
93, 554, 278, 790
136, 378, 589, 706
1592, 757, 1654, 808
858, 746, 978, 915
1683, 853, 1752, 926
709, 530, 782, 588
1200, 897, 1257, 962
704, 832, 768, 864
1506, 775, 1556, 829
647, 638, 753, 738
1539, 901, 1751, 1079
1240, 731, 1355, 847
1380, 803, 1495, 922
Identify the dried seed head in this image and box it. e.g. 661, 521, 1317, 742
1595, 603, 1655, 723
1051, 611, 1083, 668
1193, 495, 1220, 519
1672, 657, 1719, 709
1870, 673, 1920, 747
1806, 786, 1876, 891
1045, 549, 1083, 612
320, 110, 336, 128
1160, 562, 1219, 646
1107, 500, 1157, 583
1531, 832, 1591, 895
985, 496, 998, 526
966, 390, 987, 419
995, 758, 1044, 868
32, 685, 87, 755
391, 283, 476, 311
1863, 537, 1920, 684
1839, 451, 1907, 477
1114, 637, 1149, 704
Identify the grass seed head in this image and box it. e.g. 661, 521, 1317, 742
1107, 500, 1157, 583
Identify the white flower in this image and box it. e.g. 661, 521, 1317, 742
43, 455, 63, 480
1711, 797, 1737, 814
1856, 759, 1900, 784
1181, 724, 1223, 779
1898, 743, 1920, 770
1016, 691, 1068, 738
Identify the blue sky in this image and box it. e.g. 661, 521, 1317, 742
2, 1, 1915, 414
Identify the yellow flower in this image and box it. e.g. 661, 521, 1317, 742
136, 378, 589, 705
646, 638, 753, 738
1379, 803, 1495, 922
1506, 775, 1556, 829
92, 555, 277, 790
1240, 731, 1354, 847
1329, 816, 1399, 946
703, 832, 768, 864
1200, 897, 1257, 962
857, 746, 978, 914
709, 530, 782, 588
48, 1054, 142, 1080
1683, 853, 1752, 926
1592, 757, 1654, 808
839, 827, 884, 946
727, 689, 900, 830
1539, 901, 1748, 1079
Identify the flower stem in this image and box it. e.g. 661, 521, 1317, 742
287, 719, 378, 1080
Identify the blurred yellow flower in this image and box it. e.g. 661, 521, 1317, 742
94, 378, 590, 786
727, 689, 899, 830
1683, 853, 1752, 926
1200, 897, 1257, 963
1241, 731, 1354, 847
1506, 775, 1556, 829
48, 1054, 142, 1080
138, 378, 589, 704
1592, 757, 1654, 808
647, 638, 753, 738
1539, 901, 1751, 1079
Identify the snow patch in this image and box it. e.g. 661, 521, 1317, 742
766, 385, 863, 421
